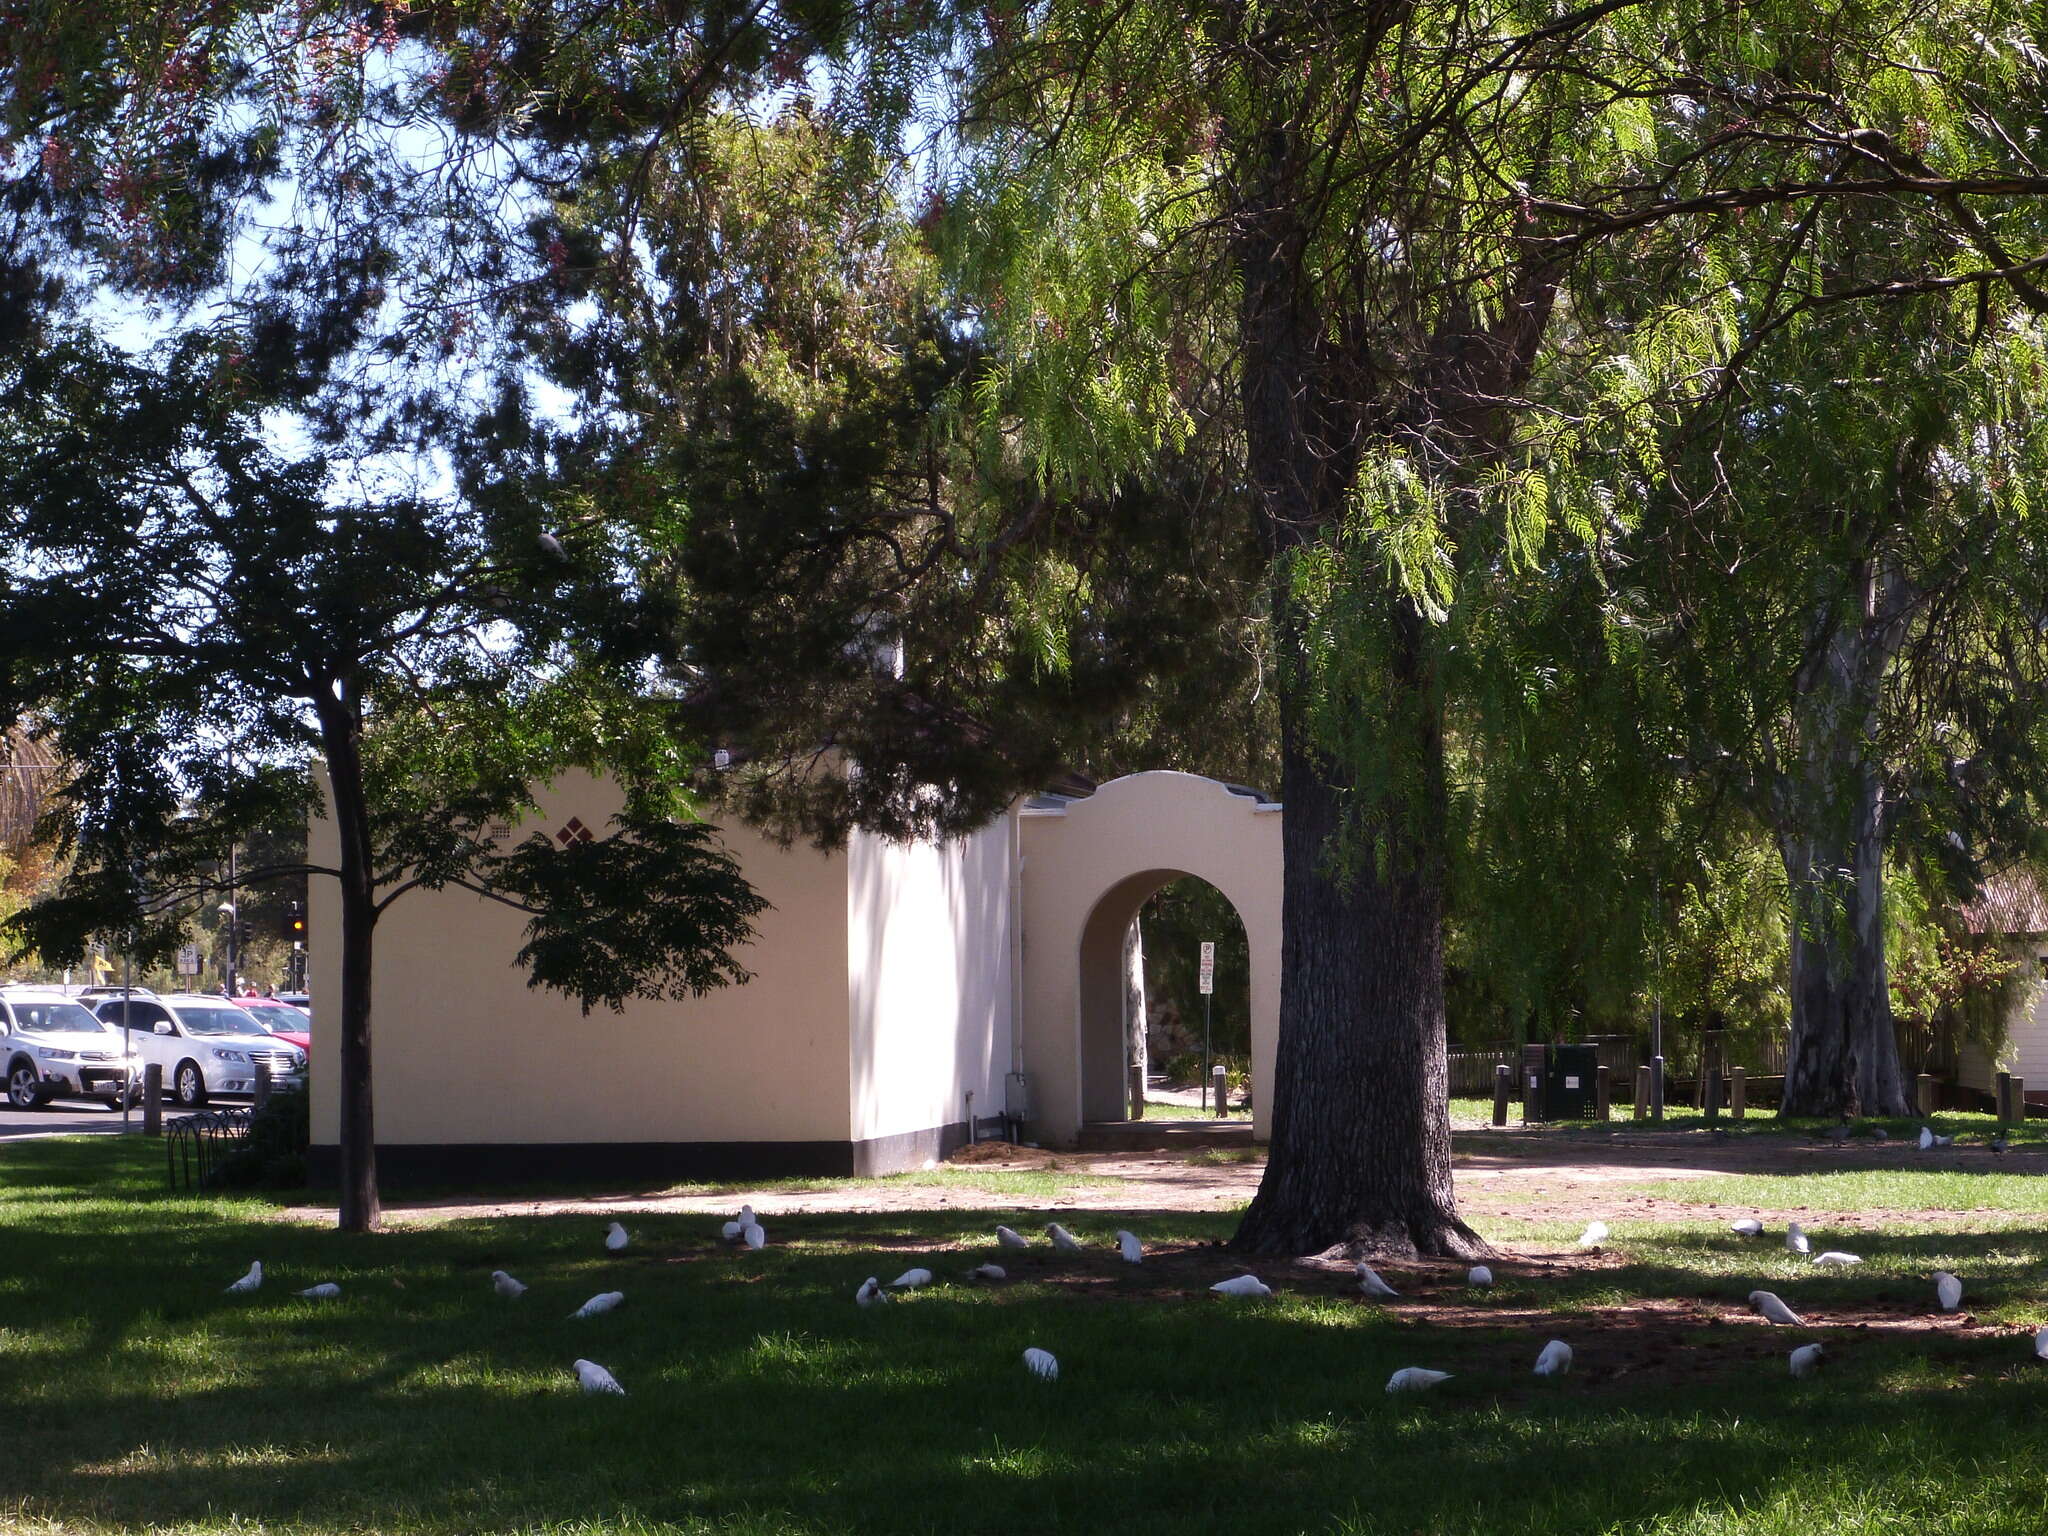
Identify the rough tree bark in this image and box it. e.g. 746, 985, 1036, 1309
1235, 594, 1486, 1257
314, 680, 381, 1233
1772, 559, 1914, 1117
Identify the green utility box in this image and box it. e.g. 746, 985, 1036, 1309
1520, 1043, 1550, 1123
1523, 1043, 1601, 1122
1547, 1044, 1600, 1119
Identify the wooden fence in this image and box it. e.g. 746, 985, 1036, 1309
1446, 1030, 1788, 1101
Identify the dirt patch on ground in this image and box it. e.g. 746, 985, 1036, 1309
283, 1126, 2047, 1230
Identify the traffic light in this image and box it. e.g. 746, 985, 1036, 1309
285, 901, 305, 941
235, 916, 254, 948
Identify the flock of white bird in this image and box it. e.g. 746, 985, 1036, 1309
219, 1190, 2048, 1400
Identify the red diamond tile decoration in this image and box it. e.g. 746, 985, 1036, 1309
555, 816, 594, 846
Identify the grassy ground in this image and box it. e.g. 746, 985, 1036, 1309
1449, 1096, 2048, 1143
6, 1137, 2048, 1536
1139, 1097, 1244, 1120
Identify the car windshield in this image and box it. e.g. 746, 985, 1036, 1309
13, 1001, 109, 1034
245, 1006, 307, 1033
172, 1005, 266, 1036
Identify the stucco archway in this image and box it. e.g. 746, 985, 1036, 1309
1017, 772, 1282, 1145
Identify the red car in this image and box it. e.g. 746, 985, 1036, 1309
235, 997, 311, 1053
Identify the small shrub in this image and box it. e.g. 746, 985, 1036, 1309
204, 1087, 310, 1191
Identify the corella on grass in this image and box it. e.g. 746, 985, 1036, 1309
1789, 1343, 1825, 1378
1116, 1230, 1143, 1264
1044, 1223, 1083, 1253
741, 1222, 766, 1251
1385, 1368, 1451, 1393
889, 1268, 933, 1290
296, 1282, 341, 1300
1210, 1274, 1273, 1298
573, 1359, 624, 1395
570, 1291, 624, 1319
1577, 1222, 1609, 1248
1466, 1266, 1494, 1288
491, 1270, 527, 1298
1730, 1218, 1763, 1237
1355, 1264, 1400, 1299
1811, 1251, 1862, 1268
995, 1225, 1029, 1249
1023, 1347, 1059, 1381
225, 1262, 263, 1295
1749, 1290, 1805, 1326
1935, 1271, 1963, 1312
966, 1264, 1007, 1282
604, 1222, 629, 1253
1784, 1222, 1810, 1255
1534, 1340, 1572, 1377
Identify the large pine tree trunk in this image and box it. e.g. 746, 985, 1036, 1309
315, 687, 382, 1233
1234, 601, 1486, 1257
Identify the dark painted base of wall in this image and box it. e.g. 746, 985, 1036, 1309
309, 1120, 971, 1189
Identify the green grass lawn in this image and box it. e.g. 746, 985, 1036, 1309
1449, 1096, 2048, 1143
6, 1137, 2048, 1535
1140, 1096, 1244, 1120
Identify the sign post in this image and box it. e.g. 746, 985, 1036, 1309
1198, 940, 1216, 1115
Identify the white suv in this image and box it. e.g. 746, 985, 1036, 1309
1, 988, 141, 1110
94, 993, 305, 1108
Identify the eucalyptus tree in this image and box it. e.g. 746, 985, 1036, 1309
1643, 285, 2048, 1117
0, 329, 767, 1232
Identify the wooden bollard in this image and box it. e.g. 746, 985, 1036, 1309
1916, 1073, 1936, 1116
1594, 1064, 1611, 1121
1211, 1065, 1228, 1118
142, 1064, 163, 1137
1704, 1067, 1722, 1121
253, 1061, 271, 1111
2009, 1077, 2027, 1123
1492, 1063, 1511, 1127
1633, 1065, 1651, 1120
1650, 1056, 1667, 1121
1730, 1067, 1747, 1119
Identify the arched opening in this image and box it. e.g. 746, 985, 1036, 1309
1077, 871, 1253, 1124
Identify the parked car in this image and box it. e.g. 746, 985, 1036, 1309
93, 993, 305, 1107
233, 997, 311, 1053
1, 986, 140, 1110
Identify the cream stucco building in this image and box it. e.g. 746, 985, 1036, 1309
307, 771, 1281, 1185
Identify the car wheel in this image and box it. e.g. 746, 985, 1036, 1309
174, 1061, 207, 1108
6, 1060, 46, 1110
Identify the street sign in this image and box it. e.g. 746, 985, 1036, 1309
176, 944, 201, 977
1198, 941, 1215, 996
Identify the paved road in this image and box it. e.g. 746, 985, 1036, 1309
0, 1101, 141, 1139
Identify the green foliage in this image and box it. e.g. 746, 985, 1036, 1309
1139, 878, 1250, 1059
205, 1086, 313, 1191
0, 320, 763, 1029
492, 813, 768, 1013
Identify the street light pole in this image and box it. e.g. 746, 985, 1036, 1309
223, 842, 238, 997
